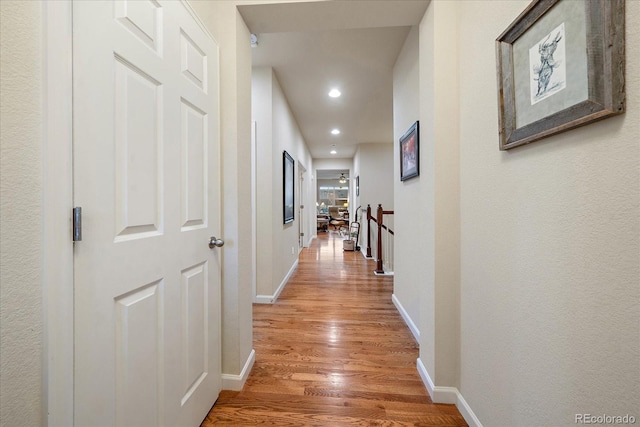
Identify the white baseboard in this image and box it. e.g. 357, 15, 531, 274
373, 271, 394, 276
416, 358, 483, 427
456, 392, 484, 427
254, 295, 275, 304
391, 294, 420, 342
254, 259, 298, 304
221, 349, 255, 391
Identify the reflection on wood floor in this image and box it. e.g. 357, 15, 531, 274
202, 231, 467, 426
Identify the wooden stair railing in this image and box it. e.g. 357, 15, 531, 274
366, 204, 394, 274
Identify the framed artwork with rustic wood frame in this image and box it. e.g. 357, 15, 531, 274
496, 0, 625, 150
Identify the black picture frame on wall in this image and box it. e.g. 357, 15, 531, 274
283, 151, 295, 224
399, 121, 419, 181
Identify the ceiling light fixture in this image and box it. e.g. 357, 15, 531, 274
328, 89, 341, 98
331, 129, 340, 135
330, 150, 337, 155
339, 173, 347, 184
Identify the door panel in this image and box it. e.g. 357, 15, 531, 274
181, 263, 207, 403
114, 280, 163, 427
114, 56, 163, 239
181, 100, 207, 230
73, 1, 220, 425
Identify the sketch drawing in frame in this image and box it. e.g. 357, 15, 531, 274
399, 121, 419, 182
283, 151, 294, 224
496, 0, 625, 150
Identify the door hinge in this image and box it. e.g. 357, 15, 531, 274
300, 232, 305, 237
300, 205, 304, 209
73, 207, 82, 242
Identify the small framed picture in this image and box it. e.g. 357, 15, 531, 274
283, 151, 294, 224
399, 121, 419, 182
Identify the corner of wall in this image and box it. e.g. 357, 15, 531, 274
416, 358, 483, 427
221, 349, 255, 391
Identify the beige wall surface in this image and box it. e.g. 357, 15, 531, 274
189, 0, 255, 379
252, 66, 313, 300
355, 143, 394, 259
0, 1, 44, 426
393, 25, 422, 342
252, 67, 276, 298
271, 73, 312, 289
457, 1, 639, 425
396, 1, 639, 425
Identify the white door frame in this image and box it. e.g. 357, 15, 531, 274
43, 1, 74, 426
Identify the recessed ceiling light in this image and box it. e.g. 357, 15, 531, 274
330, 150, 337, 155
331, 129, 340, 135
328, 89, 341, 98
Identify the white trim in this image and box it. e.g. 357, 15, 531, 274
417, 358, 457, 403
181, 0, 218, 45
254, 294, 276, 304
391, 294, 420, 342
221, 349, 255, 391
43, 1, 74, 426
416, 358, 484, 427
373, 270, 394, 276
456, 392, 484, 427
255, 259, 298, 304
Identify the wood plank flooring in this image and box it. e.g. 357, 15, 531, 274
202, 231, 467, 426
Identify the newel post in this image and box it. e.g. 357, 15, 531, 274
366, 204, 372, 258
375, 204, 384, 274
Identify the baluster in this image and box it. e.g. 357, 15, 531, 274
366, 205, 372, 258
375, 204, 384, 274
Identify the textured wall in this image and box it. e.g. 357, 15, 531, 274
252, 67, 275, 298
392, 26, 421, 336
251, 67, 313, 299
0, 1, 44, 426
458, 1, 640, 425
271, 72, 312, 295
415, 0, 462, 387
188, 0, 254, 377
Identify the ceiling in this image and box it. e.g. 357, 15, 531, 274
238, 1, 429, 159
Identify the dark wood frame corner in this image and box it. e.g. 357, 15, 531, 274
399, 121, 420, 182
496, 0, 625, 150
283, 150, 295, 224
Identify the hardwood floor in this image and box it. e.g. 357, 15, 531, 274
202, 231, 467, 426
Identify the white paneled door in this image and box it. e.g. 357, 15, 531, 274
73, 1, 221, 426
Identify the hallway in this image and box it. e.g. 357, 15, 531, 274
202, 232, 467, 426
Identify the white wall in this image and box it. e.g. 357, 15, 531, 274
252, 67, 314, 301
414, 0, 461, 389
354, 143, 394, 257
252, 67, 275, 301
0, 1, 44, 425
315, 158, 353, 174
190, 0, 254, 384
394, 1, 640, 426
392, 25, 421, 337
457, 1, 640, 425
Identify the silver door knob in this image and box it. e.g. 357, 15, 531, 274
209, 236, 224, 248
